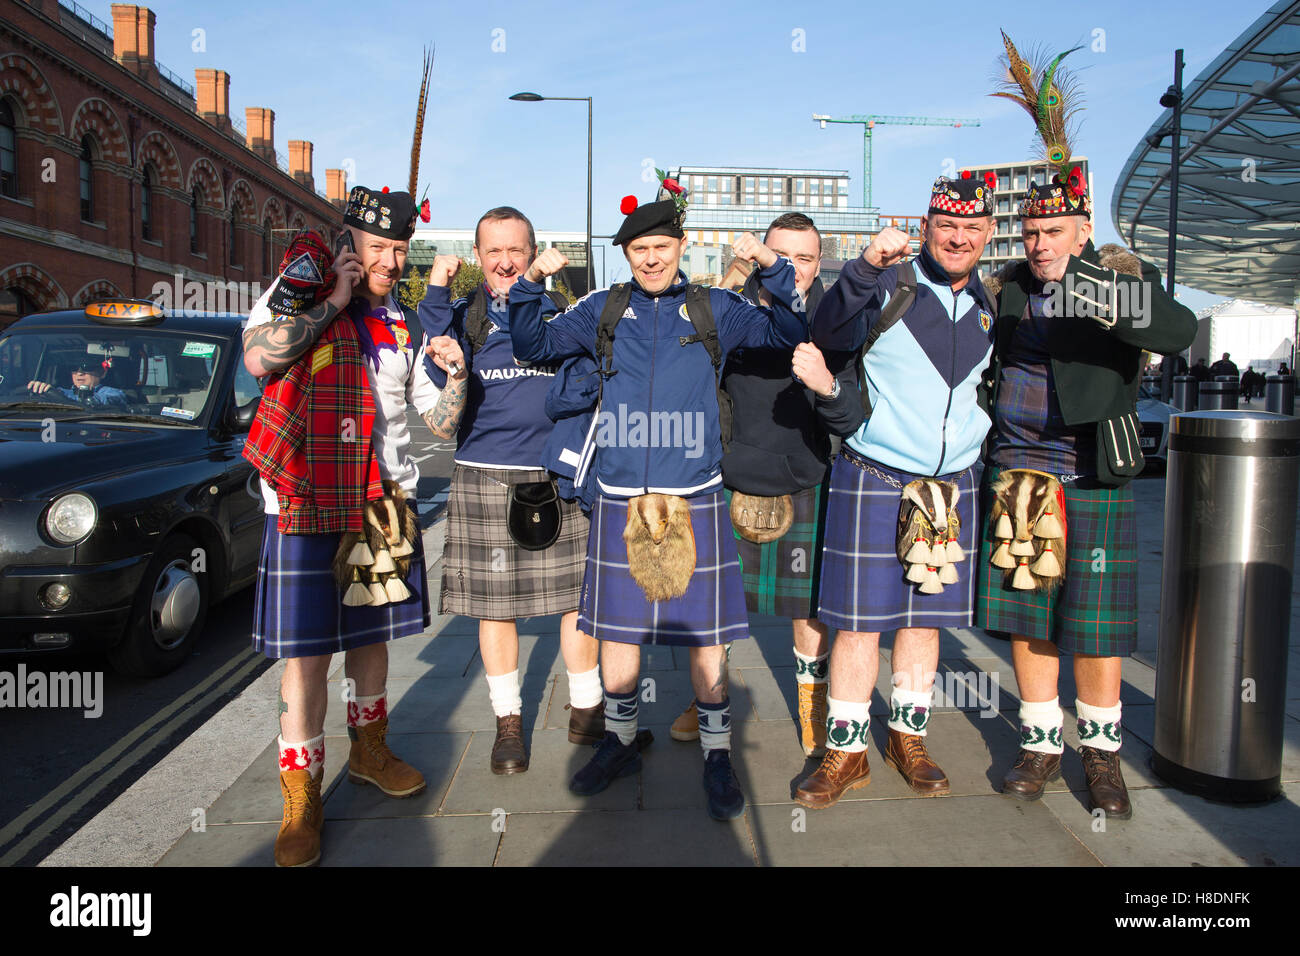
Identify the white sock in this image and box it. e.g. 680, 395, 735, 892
1018, 697, 1064, 755
888, 686, 933, 737
794, 649, 828, 685
566, 667, 603, 710
485, 670, 522, 717
825, 696, 870, 753
278, 734, 325, 779
1076, 698, 1122, 752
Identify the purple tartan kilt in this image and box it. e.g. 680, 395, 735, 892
579, 490, 750, 647
817, 451, 982, 632
252, 516, 431, 659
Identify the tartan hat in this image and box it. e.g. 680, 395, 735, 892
928, 171, 997, 217
267, 230, 336, 317
343, 185, 418, 241
1019, 165, 1091, 219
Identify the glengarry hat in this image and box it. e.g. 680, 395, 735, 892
928, 170, 997, 217
267, 230, 336, 317
343, 185, 419, 241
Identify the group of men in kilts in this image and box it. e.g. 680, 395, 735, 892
242, 146, 1194, 864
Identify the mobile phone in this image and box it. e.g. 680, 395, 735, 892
335, 230, 354, 257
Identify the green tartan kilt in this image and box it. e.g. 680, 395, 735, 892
975, 468, 1138, 656
725, 481, 829, 620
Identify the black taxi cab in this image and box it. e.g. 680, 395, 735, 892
0, 299, 264, 676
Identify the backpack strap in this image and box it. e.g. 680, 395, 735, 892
678, 284, 733, 451
466, 284, 569, 356
594, 283, 633, 408
858, 259, 917, 417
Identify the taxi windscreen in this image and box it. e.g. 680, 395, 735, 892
0, 327, 222, 424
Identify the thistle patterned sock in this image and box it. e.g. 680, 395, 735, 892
347, 692, 387, 728
567, 667, 604, 709
1018, 697, 1065, 755
604, 689, 638, 746
794, 649, 828, 686
697, 698, 731, 755
1076, 699, 1122, 753
485, 670, 523, 718
825, 696, 870, 753
887, 686, 933, 737
278, 734, 325, 780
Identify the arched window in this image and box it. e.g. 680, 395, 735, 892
0, 99, 17, 199
190, 186, 200, 254
228, 207, 239, 267
141, 163, 156, 240
262, 217, 272, 276
79, 136, 95, 221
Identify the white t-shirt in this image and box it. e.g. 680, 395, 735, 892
245, 290, 442, 515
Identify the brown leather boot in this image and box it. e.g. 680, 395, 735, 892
275, 769, 323, 867
884, 728, 950, 795
567, 703, 605, 745
1001, 748, 1062, 801
1080, 746, 1133, 819
348, 717, 427, 797
490, 714, 529, 774
793, 748, 871, 809
797, 683, 828, 758
670, 702, 699, 742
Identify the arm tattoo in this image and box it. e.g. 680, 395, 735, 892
242, 301, 340, 376
423, 373, 468, 439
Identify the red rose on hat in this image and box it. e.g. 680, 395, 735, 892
961, 169, 971, 179
662, 178, 683, 195
984, 171, 998, 191
620, 195, 638, 215
1067, 166, 1086, 197
419, 198, 431, 223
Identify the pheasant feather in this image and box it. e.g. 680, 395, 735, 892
408, 46, 434, 198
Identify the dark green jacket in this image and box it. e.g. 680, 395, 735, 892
979, 240, 1198, 484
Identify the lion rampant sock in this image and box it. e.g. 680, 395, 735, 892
825, 696, 870, 753
1076, 698, 1122, 752
604, 689, 638, 746
278, 734, 325, 779
347, 692, 387, 728
1018, 697, 1064, 755
888, 686, 933, 737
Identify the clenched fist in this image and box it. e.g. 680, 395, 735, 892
426, 335, 467, 379
524, 248, 569, 284
731, 232, 778, 270
428, 255, 462, 287
792, 342, 835, 397
863, 227, 911, 269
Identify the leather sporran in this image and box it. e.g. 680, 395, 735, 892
624, 493, 696, 603
729, 491, 794, 544
507, 480, 562, 551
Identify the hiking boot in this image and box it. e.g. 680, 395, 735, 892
671, 702, 699, 742
275, 769, 323, 867
566, 703, 605, 746
884, 728, 950, 795
794, 748, 871, 809
490, 714, 529, 775
570, 731, 642, 795
1001, 748, 1062, 801
348, 717, 427, 796
703, 749, 746, 820
1080, 746, 1133, 819
797, 682, 828, 757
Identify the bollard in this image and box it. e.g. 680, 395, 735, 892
1172, 374, 1198, 412
1199, 378, 1238, 410
1154, 411, 1300, 801
1266, 374, 1295, 416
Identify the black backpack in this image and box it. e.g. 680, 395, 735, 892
593, 283, 733, 451
854, 259, 917, 416
464, 284, 570, 356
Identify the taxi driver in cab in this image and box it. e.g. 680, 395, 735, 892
27, 359, 128, 407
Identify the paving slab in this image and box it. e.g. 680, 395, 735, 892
158, 822, 279, 867
323, 732, 472, 820
372, 674, 552, 733
494, 808, 757, 866
318, 815, 499, 866
205, 735, 352, 825
749, 793, 1100, 866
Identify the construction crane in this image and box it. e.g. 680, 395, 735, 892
812, 114, 982, 209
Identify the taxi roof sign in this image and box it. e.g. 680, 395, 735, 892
84, 299, 166, 326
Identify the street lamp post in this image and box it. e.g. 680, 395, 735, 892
510, 92, 593, 295
1159, 50, 1184, 404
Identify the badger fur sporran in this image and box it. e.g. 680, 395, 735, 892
988, 469, 1068, 592
729, 492, 794, 544
895, 479, 964, 594
332, 480, 419, 607
624, 493, 696, 603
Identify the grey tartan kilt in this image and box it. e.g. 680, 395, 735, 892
439, 463, 589, 620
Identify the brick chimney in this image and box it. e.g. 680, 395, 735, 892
245, 107, 275, 162
194, 69, 231, 132
288, 140, 313, 189
111, 5, 157, 83
326, 168, 348, 208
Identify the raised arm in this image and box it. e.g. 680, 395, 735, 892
507, 248, 598, 364
1070, 254, 1198, 356
242, 251, 362, 378
811, 227, 909, 353
714, 233, 806, 352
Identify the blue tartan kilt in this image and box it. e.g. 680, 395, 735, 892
817, 450, 982, 632
579, 490, 750, 647
252, 516, 431, 659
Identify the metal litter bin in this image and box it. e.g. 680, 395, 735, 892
1172, 374, 1198, 412
1154, 411, 1300, 801
1199, 378, 1238, 410
1266, 374, 1295, 416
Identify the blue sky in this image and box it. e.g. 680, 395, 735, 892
141, 0, 1260, 307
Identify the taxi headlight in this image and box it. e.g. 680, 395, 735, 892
46, 493, 97, 544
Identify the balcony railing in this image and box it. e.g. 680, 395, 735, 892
58, 0, 111, 38
156, 61, 195, 99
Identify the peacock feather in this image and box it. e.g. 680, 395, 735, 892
991, 31, 1084, 177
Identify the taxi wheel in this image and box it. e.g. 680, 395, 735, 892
109, 533, 209, 678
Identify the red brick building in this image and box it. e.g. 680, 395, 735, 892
0, 0, 347, 319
